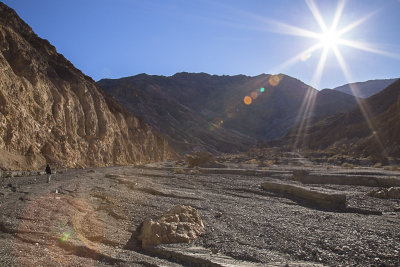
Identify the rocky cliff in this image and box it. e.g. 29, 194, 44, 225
0, 3, 170, 170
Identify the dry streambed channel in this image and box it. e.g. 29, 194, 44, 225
0, 163, 399, 266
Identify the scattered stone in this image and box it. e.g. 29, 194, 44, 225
105, 173, 125, 179
138, 205, 205, 248
366, 187, 400, 199
214, 211, 223, 218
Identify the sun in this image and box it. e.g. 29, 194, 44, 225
319, 30, 340, 49
270, 0, 394, 88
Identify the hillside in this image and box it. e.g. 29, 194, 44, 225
0, 3, 171, 170
286, 79, 400, 158
99, 73, 358, 153
333, 79, 397, 98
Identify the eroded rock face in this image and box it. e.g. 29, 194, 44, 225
0, 3, 171, 170
139, 205, 204, 248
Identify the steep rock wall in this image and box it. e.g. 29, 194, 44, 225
0, 3, 170, 170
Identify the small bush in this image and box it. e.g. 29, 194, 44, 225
172, 168, 186, 174
374, 163, 382, 168
342, 162, 354, 169
383, 166, 399, 171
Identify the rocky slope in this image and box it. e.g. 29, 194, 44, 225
333, 78, 397, 98
286, 78, 400, 158
98, 73, 357, 153
0, 3, 170, 170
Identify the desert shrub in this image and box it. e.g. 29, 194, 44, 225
383, 166, 399, 171
342, 162, 354, 169
247, 158, 258, 164
374, 162, 382, 168
172, 168, 186, 174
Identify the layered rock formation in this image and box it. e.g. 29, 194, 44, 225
0, 3, 170, 170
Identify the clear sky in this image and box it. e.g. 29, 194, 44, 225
2, 0, 400, 89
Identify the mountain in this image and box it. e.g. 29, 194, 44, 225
333, 79, 397, 98
98, 73, 358, 153
286, 78, 400, 158
0, 3, 170, 170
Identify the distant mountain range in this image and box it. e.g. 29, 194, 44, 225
99, 73, 358, 153
333, 79, 398, 98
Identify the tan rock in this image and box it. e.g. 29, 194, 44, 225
139, 205, 204, 248
0, 3, 171, 170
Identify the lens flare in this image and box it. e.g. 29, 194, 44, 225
60, 232, 71, 242
301, 52, 311, 61
243, 96, 252, 105
251, 91, 258, 100
260, 87, 265, 92
269, 75, 281, 87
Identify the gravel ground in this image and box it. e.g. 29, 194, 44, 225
0, 162, 399, 266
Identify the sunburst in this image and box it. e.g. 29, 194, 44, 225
279, 0, 392, 151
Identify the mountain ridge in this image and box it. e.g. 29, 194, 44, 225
285, 78, 400, 158
333, 78, 398, 98
99, 72, 359, 153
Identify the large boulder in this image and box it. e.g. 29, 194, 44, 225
185, 151, 215, 168
139, 205, 204, 248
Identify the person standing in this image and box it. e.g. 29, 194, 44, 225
45, 164, 52, 183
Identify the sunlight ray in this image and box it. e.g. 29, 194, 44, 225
305, 0, 328, 32
338, 39, 400, 59
272, 43, 322, 73
235, 9, 321, 39
292, 88, 317, 150
331, 0, 346, 31
337, 10, 379, 36
332, 46, 386, 155
257, 18, 321, 39
311, 47, 329, 88
294, 47, 328, 147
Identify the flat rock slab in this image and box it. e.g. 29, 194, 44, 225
147, 245, 326, 267
261, 181, 347, 210
294, 171, 400, 187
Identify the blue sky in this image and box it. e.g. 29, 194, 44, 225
3, 0, 400, 89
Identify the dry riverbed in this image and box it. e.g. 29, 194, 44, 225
0, 161, 399, 266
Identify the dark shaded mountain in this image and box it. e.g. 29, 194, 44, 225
285, 78, 400, 158
333, 79, 397, 98
0, 2, 171, 170
98, 73, 358, 153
